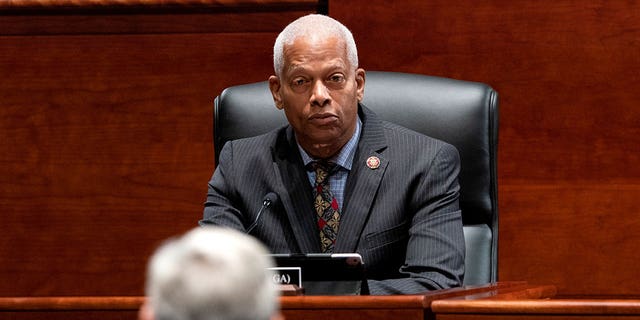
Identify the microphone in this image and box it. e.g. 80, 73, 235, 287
246, 192, 278, 234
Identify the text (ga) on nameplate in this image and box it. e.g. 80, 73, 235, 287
269, 267, 301, 287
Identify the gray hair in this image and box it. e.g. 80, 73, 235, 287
273, 14, 359, 77
146, 227, 278, 320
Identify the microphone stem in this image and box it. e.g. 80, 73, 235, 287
246, 199, 271, 234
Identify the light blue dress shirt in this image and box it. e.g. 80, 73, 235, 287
297, 117, 362, 212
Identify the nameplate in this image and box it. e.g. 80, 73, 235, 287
269, 267, 301, 287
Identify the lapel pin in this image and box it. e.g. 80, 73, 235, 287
366, 156, 380, 169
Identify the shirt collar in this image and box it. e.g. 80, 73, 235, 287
297, 116, 362, 171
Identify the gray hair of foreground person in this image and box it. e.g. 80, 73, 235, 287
140, 227, 280, 320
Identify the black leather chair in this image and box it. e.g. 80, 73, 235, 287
213, 71, 499, 285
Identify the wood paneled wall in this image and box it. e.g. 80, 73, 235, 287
0, 0, 320, 296
330, 1, 640, 297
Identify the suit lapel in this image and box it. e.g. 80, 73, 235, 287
271, 128, 321, 252
270, 106, 388, 254
335, 105, 389, 253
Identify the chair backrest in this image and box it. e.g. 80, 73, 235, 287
213, 71, 499, 285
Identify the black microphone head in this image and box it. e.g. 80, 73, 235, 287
263, 192, 279, 207
247, 192, 279, 235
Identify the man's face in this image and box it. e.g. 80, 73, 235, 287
269, 36, 365, 158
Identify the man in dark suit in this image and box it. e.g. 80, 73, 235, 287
200, 14, 465, 294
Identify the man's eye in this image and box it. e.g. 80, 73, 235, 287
292, 79, 306, 86
330, 75, 344, 82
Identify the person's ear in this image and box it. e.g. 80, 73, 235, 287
269, 75, 284, 110
355, 68, 366, 102
138, 300, 154, 320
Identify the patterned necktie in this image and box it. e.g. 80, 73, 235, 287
311, 161, 340, 253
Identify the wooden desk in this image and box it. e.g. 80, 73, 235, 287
0, 282, 554, 320
0, 296, 143, 320
432, 299, 640, 320
281, 282, 554, 320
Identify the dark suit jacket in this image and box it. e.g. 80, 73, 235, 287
201, 105, 465, 294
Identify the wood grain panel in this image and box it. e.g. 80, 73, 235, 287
0, 296, 142, 320
0, 2, 318, 296
0, 32, 271, 296
330, 1, 640, 297
432, 299, 640, 320
500, 183, 640, 296
0, 283, 553, 320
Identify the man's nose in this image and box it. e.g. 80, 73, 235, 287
310, 80, 330, 107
